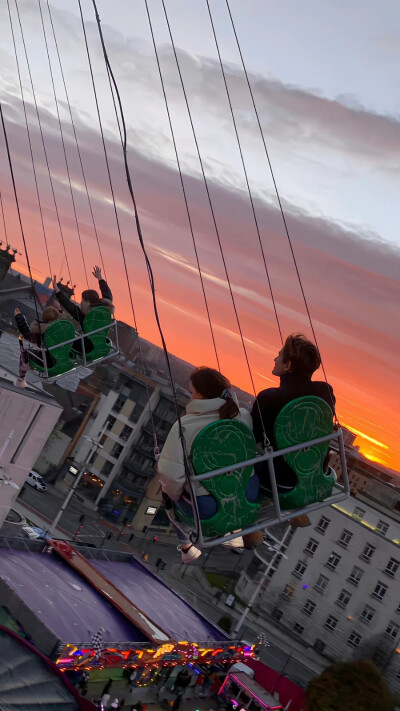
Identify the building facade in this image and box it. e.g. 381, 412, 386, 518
242, 495, 400, 695
61, 359, 188, 523
0, 379, 61, 526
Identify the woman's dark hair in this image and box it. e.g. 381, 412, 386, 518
190, 367, 239, 420
282, 333, 321, 376
81, 289, 100, 304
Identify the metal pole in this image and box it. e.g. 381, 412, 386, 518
48, 422, 108, 536
233, 525, 292, 636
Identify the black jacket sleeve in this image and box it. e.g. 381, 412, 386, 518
251, 388, 278, 446
56, 290, 84, 326
15, 312, 32, 340
98, 279, 112, 302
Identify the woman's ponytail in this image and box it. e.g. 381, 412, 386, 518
190, 367, 239, 420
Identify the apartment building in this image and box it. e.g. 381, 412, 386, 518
63, 359, 188, 522
245, 496, 400, 694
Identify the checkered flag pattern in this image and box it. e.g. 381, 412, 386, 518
91, 627, 104, 659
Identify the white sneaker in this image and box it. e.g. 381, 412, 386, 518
178, 544, 202, 563
222, 535, 244, 548
15, 378, 27, 388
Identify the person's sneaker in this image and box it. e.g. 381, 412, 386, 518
222, 535, 244, 548
178, 544, 202, 563
289, 514, 312, 527
242, 531, 264, 549
15, 378, 27, 388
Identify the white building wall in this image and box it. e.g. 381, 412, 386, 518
250, 498, 400, 694
0, 381, 61, 526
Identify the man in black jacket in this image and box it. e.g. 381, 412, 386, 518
52, 265, 114, 328
252, 333, 335, 524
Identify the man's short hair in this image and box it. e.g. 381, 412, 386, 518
282, 333, 321, 376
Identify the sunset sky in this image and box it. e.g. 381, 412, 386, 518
0, 0, 399, 470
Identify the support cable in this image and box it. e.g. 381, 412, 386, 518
144, 0, 220, 371
34, 0, 89, 289
6, 0, 52, 279
88, 0, 201, 540
10, 0, 73, 288
159, 0, 269, 446
45, 0, 107, 281
206, 0, 283, 346
225, 0, 337, 421
0, 191, 9, 243
0, 104, 41, 327
77, 0, 157, 438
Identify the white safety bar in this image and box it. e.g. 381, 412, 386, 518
27, 320, 119, 381
192, 427, 349, 548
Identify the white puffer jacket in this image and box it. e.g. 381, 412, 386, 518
157, 394, 253, 501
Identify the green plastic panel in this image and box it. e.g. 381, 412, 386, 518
274, 395, 335, 509
29, 320, 77, 377
82, 306, 113, 362
177, 419, 260, 538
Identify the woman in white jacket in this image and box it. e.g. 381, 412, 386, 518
157, 367, 260, 563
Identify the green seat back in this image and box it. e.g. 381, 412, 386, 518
274, 395, 335, 509
177, 419, 260, 537
82, 306, 113, 362
29, 320, 77, 377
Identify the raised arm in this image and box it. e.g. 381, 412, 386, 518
93, 265, 112, 302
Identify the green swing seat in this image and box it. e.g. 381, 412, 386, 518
273, 395, 336, 510
29, 320, 77, 378
176, 419, 261, 538
81, 306, 113, 363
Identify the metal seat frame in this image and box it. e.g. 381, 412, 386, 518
27, 319, 119, 382
190, 427, 349, 548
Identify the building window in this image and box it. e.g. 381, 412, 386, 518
113, 395, 127, 413
385, 622, 400, 639
348, 566, 364, 586
120, 424, 133, 442
314, 639, 326, 653
336, 589, 352, 608
101, 460, 113, 476
372, 581, 388, 600
293, 560, 307, 578
360, 606, 375, 624
353, 507, 366, 520
347, 631, 361, 647
293, 622, 304, 635
106, 415, 117, 430
111, 443, 124, 459
272, 608, 283, 622
377, 519, 389, 536
304, 538, 319, 555
314, 574, 329, 593
338, 529, 353, 548
326, 552, 341, 570
324, 615, 338, 632
361, 543, 376, 562
303, 600, 316, 616
316, 515, 330, 533
128, 403, 145, 424
282, 584, 295, 599
385, 558, 400, 578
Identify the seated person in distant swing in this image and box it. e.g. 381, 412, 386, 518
52, 265, 114, 355
157, 367, 260, 563
14, 305, 61, 387
251, 333, 335, 526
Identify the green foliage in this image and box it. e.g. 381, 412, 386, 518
306, 659, 394, 711
217, 615, 232, 634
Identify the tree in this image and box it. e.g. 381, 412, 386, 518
306, 659, 394, 711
